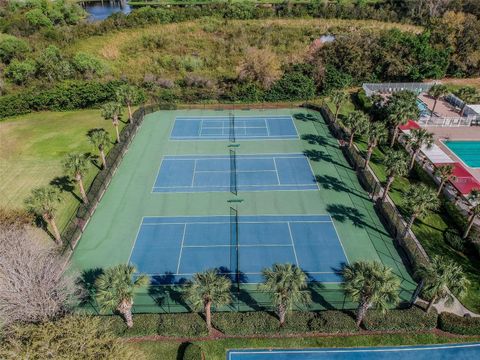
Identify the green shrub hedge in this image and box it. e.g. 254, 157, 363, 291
182, 343, 204, 360
106, 313, 208, 337
438, 312, 480, 335
212, 311, 358, 335
0, 80, 123, 118
363, 306, 438, 331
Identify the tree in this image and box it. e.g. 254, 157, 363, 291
116, 84, 140, 122
403, 184, 440, 237
260, 263, 311, 327
364, 122, 387, 168
183, 269, 232, 332
385, 91, 420, 147
0, 315, 142, 360
237, 47, 282, 89
343, 110, 369, 147
427, 84, 448, 124
95, 264, 149, 328
24, 186, 62, 244
88, 129, 110, 169
434, 164, 456, 196
464, 190, 480, 239
342, 261, 400, 327
101, 101, 122, 143
455, 86, 480, 115
381, 150, 409, 201
415, 256, 470, 313
330, 90, 349, 123
405, 128, 434, 171
5, 59, 36, 85
63, 153, 90, 203
0, 226, 80, 326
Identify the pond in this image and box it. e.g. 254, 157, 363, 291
82, 0, 132, 21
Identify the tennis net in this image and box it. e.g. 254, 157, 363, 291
230, 206, 239, 288
230, 149, 237, 195
229, 111, 235, 142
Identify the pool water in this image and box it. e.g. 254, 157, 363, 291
444, 141, 480, 168
417, 99, 431, 117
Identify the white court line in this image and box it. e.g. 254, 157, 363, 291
143, 220, 333, 226
175, 115, 293, 120
272, 157, 281, 185
144, 270, 338, 276
329, 214, 350, 264
264, 118, 271, 137
182, 244, 292, 248
190, 159, 197, 187
127, 219, 145, 266
153, 183, 317, 189
287, 222, 300, 266
175, 224, 187, 274
161, 154, 306, 161
194, 170, 276, 174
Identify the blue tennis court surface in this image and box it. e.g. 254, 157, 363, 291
227, 343, 480, 359
153, 154, 318, 193
129, 215, 347, 285
170, 116, 298, 140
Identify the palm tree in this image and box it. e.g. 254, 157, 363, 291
116, 85, 140, 123
24, 186, 62, 244
88, 129, 110, 169
364, 122, 387, 168
63, 153, 90, 204
406, 128, 434, 171
403, 184, 440, 238
101, 102, 122, 143
342, 261, 400, 327
427, 84, 448, 124
386, 91, 419, 147
95, 264, 149, 328
415, 256, 470, 313
343, 110, 369, 148
381, 150, 409, 202
331, 90, 349, 123
434, 164, 456, 196
464, 190, 480, 239
260, 263, 311, 327
456, 86, 480, 115
183, 269, 232, 332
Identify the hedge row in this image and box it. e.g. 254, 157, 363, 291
0, 80, 123, 118
438, 312, 480, 335
101, 308, 444, 338
363, 307, 438, 331
105, 313, 208, 337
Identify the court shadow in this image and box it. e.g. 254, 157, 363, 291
315, 175, 370, 201
303, 149, 350, 170
326, 204, 366, 229
149, 273, 191, 311
177, 342, 193, 360
301, 134, 329, 147
50, 176, 82, 203
293, 113, 318, 122
308, 282, 336, 311
78, 268, 104, 306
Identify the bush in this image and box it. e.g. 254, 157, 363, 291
308, 311, 358, 333
106, 313, 208, 337
266, 72, 316, 101
183, 343, 204, 360
438, 312, 480, 335
363, 306, 438, 331
212, 311, 280, 335
355, 89, 373, 112
72, 52, 105, 78
444, 229, 465, 251
5, 59, 36, 85
0, 37, 30, 64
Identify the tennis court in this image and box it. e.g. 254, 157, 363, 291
152, 153, 318, 193
227, 343, 480, 359
170, 115, 298, 140
129, 215, 348, 285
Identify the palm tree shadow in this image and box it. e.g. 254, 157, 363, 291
149, 273, 191, 311
301, 134, 329, 147
303, 149, 350, 170
316, 175, 370, 201
78, 268, 104, 309
326, 204, 366, 229
33, 215, 56, 242
50, 176, 82, 203
293, 113, 318, 122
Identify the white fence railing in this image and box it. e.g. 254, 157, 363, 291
419, 115, 476, 127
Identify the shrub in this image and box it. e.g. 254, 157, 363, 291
5, 59, 36, 85
438, 312, 480, 335
183, 74, 214, 88
363, 306, 438, 331
0, 207, 34, 227
322, 64, 354, 94
212, 311, 282, 335
444, 229, 465, 251
106, 313, 208, 337
355, 88, 373, 112
308, 311, 358, 333
25, 8, 53, 29
72, 52, 105, 78
266, 72, 316, 101
182, 343, 204, 360
0, 37, 29, 64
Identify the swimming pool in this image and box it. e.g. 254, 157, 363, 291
417, 99, 431, 117
444, 141, 480, 168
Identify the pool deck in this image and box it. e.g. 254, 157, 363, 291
418, 93, 460, 118
425, 126, 480, 180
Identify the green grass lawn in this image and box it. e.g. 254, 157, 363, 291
131, 333, 480, 360
0, 109, 126, 236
